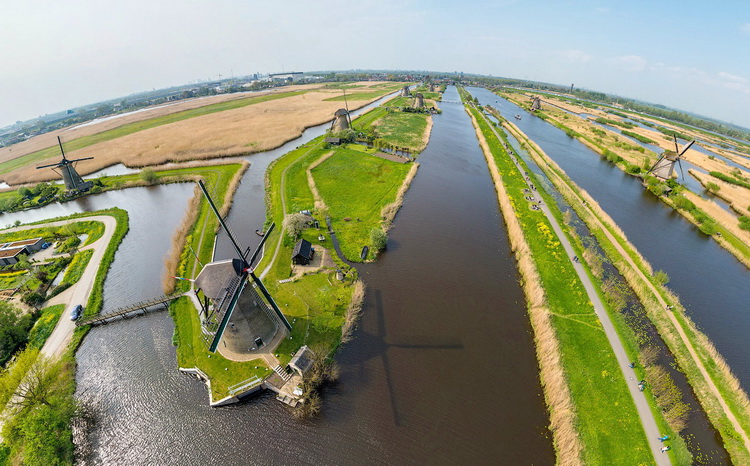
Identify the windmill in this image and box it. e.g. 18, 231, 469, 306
647, 135, 695, 181
413, 93, 425, 108
400, 85, 410, 97
530, 96, 541, 111
331, 108, 351, 132
36, 136, 94, 192
193, 180, 291, 353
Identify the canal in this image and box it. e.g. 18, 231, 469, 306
56, 86, 554, 463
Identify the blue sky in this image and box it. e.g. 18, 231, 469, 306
1, 0, 749, 128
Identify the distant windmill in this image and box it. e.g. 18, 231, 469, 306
400, 85, 410, 97
193, 180, 291, 353
413, 93, 425, 108
331, 108, 351, 132
530, 96, 542, 112
647, 135, 696, 181
36, 137, 94, 192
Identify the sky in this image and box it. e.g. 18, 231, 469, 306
2, 0, 750, 128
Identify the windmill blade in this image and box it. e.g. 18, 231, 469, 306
673, 134, 679, 153
647, 154, 666, 175
245, 222, 275, 267
36, 162, 62, 169
679, 140, 696, 157
198, 180, 246, 265
677, 158, 685, 180
248, 271, 292, 331
68, 157, 95, 163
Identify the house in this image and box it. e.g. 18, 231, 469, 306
0, 238, 45, 266
289, 345, 315, 375
324, 137, 341, 146
292, 239, 314, 265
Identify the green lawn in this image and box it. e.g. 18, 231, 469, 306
373, 112, 430, 151
312, 148, 411, 261
467, 102, 655, 465
0, 91, 306, 175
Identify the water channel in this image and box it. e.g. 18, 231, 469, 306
0, 86, 555, 463
469, 87, 750, 393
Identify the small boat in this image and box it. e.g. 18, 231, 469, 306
514, 114, 522, 120
255, 229, 264, 237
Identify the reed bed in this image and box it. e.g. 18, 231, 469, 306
341, 280, 365, 344
162, 186, 202, 294
6, 86, 395, 186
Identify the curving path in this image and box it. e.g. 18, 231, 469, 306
2, 214, 118, 359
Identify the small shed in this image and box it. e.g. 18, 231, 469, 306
289, 345, 315, 375
292, 239, 315, 265
324, 137, 341, 146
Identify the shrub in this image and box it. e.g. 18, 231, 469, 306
739, 216, 750, 231
370, 228, 388, 251
654, 270, 669, 285
282, 213, 311, 239
140, 168, 158, 184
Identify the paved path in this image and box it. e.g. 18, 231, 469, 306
477, 110, 669, 465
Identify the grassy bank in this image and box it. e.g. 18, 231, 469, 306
464, 94, 658, 464
502, 115, 750, 463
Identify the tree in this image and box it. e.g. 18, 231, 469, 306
370, 228, 388, 251
0, 303, 31, 365
283, 213, 311, 238
140, 168, 158, 185
18, 187, 32, 198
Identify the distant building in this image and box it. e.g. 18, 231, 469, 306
292, 239, 315, 265
269, 72, 304, 83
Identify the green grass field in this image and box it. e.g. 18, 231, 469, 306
0, 91, 306, 175
374, 112, 429, 151
467, 102, 656, 464
312, 148, 411, 261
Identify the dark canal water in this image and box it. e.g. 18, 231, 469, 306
63, 86, 556, 464
469, 87, 750, 391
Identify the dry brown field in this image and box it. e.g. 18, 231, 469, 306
6, 82, 400, 185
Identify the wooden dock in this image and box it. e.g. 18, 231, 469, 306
76, 293, 182, 327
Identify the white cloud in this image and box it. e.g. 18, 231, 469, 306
560, 49, 592, 63
613, 55, 647, 72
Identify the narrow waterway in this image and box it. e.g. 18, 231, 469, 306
469, 87, 750, 392
67, 86, 555, 463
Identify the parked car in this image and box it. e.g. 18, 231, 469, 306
41, 242, 52, 249
70, 304, 83, 320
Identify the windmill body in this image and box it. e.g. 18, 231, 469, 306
330, 108, 351, 132
36, 136, 94, 192
647, 136, 695, 182
193, 181, 291, 354
413, 93, 425, 108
